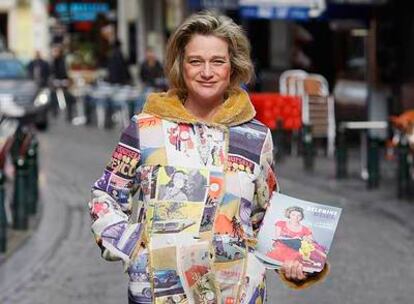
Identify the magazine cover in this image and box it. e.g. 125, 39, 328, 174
255, 192, 342, 273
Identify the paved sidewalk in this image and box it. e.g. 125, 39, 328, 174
0, 170, 41, 265
0, 118, 413, 304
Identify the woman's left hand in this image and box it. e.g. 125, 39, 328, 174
281, 260, 307, 281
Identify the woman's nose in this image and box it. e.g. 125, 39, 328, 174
200, 63, 213, 78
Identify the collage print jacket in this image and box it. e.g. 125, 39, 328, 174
89, 89, 326, 304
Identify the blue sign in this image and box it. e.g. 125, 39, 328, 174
55, 2, 110, 22
240, 5, 311, 20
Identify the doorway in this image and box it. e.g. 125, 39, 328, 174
0, 12, 7, 50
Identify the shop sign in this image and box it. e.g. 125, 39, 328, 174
240, 0, 326, 19
329, 0, 387, 4
54, 2, 110, 22
188, 0, 239, 10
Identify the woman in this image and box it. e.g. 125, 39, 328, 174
89, 11, 328, 304
267, 206, 313, 262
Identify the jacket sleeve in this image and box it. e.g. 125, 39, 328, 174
251, 129, 278, 235
89, 116, 144, 265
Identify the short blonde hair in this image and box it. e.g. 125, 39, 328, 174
165, 11, 254, 98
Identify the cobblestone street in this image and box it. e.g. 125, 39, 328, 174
0, 118, 413, 304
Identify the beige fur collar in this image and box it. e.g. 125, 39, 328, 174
142, 89, 256, 127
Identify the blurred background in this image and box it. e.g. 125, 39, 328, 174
0, 1, 413, 304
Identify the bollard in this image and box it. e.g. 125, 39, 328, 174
0, 170, 7, 253
302, 124, 314, 171
31, 138, 39, 204
336, 128, 348, 178
397, 136, 410, 199
272, 119, 285, 161
367, 137, 380, 189
11, 127, 25, 163
12, 157, 29, 230
26, 146, 38, 215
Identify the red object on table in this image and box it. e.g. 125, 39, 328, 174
249, 93, 302, 130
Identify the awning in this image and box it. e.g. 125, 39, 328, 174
239, 0, 326, 20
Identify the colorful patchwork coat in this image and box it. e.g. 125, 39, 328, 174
89, 89, 327, 304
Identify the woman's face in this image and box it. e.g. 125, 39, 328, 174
172, 172, 186, 189
289, 210, 303, 224
183, 34, 231, 105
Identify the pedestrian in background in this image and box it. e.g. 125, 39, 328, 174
139, 47, 164, 89
50, 46, 75, 121
89, 11, 329, 304
51, 46, 68, 81
27, 50, 50, 88
106, 39, 131, 85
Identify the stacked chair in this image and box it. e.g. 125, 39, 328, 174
279, 70, 336, 157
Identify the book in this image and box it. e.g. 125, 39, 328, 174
255, 192, 342, 273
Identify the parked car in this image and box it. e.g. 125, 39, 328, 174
0, 53, 50, 129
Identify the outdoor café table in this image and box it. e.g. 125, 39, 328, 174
338, 121, 388, 187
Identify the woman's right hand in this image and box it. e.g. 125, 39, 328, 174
281, 260, 307, 281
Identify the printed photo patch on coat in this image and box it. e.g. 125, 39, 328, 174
239, 252, 266, 304
155, 166, 209, 203
120, 118, 140, 148
199, 205, 216, 233
193, 124, 227, 168
208, 172, 224, 200
244, 274, 266, 304
200, 172, 224, 233
177, 241, 212, 302
239, 197, 254, 238
261, 130, 273, 155
94, 169, 111, 191
213, 256, 246, 303
163, 121, 197, 165
89, 194, 125, 222
90, 198, 120, 222
138, 114, 162, 129
227, 154, 256, 175
150, 201, 204, 236
106, 142, 141, 180
149, 165, 160, 200
94, 169, 134, 206
138, 115, 165, 149
107, 174, 134, 204
213, 234, 247, 263
128, 250, 153, 303
137, 165, 154, 200
151, 246, 187, 303
141, 147, 168, 166
100, 221, 143, 261
228, 122, 268, 164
